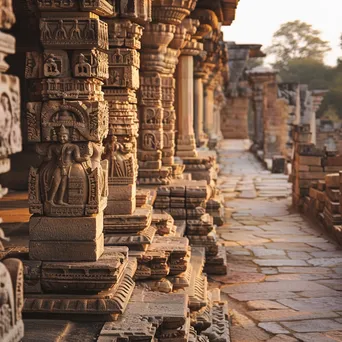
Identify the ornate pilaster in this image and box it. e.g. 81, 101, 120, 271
0, 0, 22, 202
138, 0, 196, 184
0, 1, 24, 341
138, 22, 175, 184
103, 18, 143, 215
23, 1, 136, 318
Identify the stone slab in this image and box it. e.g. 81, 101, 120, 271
29, 212, 103, 241
29, 234, 104, 261
281, 319, 342, 333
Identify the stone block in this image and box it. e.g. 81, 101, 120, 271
325, 173, 339, 188
29, 234, 104, 261
105, 199, 136, 215
297, 156, 322, 166
108, 184, 135, 201
29, 213, 103, 241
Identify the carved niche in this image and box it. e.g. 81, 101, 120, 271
27, 100, 109, 216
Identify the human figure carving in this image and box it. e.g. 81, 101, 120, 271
103, 136, 133, 178
44, 54, 60, 77
46, 125, 90, 205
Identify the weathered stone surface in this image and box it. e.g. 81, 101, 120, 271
247, 300, 288, 311
258, 322, 290, 334
29, 213, 103, 241
281, 320, 342, 333
29, 234, 104, 261
249, 310, 339, 322
23, 259, 137, 316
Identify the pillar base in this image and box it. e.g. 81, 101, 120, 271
23, 257, 136, 317
29, 213, 105, 262
138, 167, 171, 185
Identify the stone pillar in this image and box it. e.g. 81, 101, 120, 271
137, 1, 197, 184
0, 1, 24, 339
23, 1, 136, 317
103, 19, 143, 216
0, 0, 22, 202
176, 53, 198, 158
194, 71, 206, 146
204, 81, 215, 137
102, 2, 158, 252
248, 67, 278, 150
138, 22, 175, 184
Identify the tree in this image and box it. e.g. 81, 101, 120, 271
267, 20, 331, 68
278, 58, 334, 90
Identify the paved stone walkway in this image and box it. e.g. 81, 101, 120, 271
212, 140, 342, 342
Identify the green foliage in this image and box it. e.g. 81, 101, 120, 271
267, 20, 331, 67
277, 58, 334, 90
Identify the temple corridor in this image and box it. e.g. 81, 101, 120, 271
214, 140, 342, 342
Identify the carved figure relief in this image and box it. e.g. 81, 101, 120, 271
74, 54, 91, 77
0, 0, 16, 30
0, 76, 21, 157
143, 132, 159, 150
44, 125, 90, 206
103, 135, 135, 180
43, 54, 61, 77
0, 259, 24, 342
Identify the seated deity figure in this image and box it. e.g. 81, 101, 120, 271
44, 125, 90, 206
44, 54, 60, 77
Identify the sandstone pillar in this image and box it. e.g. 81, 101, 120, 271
0, 0, 22, 203
0, 1, 24, 340
102, 2, 158, 252
204, 82, 215, 137
194, 73, 206, 146
176, 54, 198, 158
23, 1, 136, 317
248, 67, 277, 150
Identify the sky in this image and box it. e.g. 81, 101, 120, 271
222, 0, 342, 66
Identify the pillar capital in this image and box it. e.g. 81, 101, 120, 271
151, 0, 196, 25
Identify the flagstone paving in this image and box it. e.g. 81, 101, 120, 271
214, 140, 342, 342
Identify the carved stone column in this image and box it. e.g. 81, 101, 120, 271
204, 79, 215, 137
194, 60, 208, 147
176, 19, 202, 158
0, 0, 22, 203
0, 2, 24, 340
23, 1, 136, 318
102, 1, 158, 252
103, 19, 142, 216
247, 67, 272, 149
138, 0, 196, 184
248, 66, 289, 159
